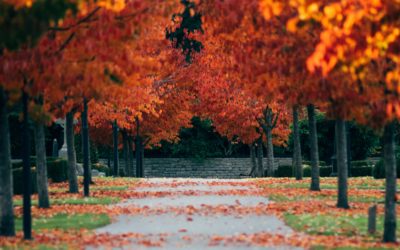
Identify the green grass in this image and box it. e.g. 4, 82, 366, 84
91, 185, 128, 191
311, 246, 391, 250
284, 213, 400, 239
15, 213, 110, 231
268, 193, 385, 203
14, 196, 120, 206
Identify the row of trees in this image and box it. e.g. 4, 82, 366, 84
0, 0, 195, 240
0, 0, 399, 244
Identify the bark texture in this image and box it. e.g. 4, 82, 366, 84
256, 138, 264, 177
112, 120, 119, 177
383, 123, 397, 242
249, 144, 257, 177
82, 98, 90, 197
66, 112, 78, 193
307, 104, 320, 191
34, 122, 50, 208
0, 88, 15, 236
293, 105, 303, 180
122, 131, 129, 177
336, 119, 349, 209
266, 125, 274, 177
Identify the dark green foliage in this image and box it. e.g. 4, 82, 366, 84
47, 158, 68, 182
351, 166, 373, 177
12, 158, 67, 194
289, 111, 380, 163
274, 165, 294, 177
302, 160, 327, 166
75, 134, 99, 164
13, 167, 37, 195
148, 117, 249, 159
274, 164, 332, 178
92, 163, 111, 176
373, 158, 400, 179
166, 0, 203, 62
0, 0, 77, 51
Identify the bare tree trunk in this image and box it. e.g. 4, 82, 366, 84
256, 138, 264, 177
293, 105, 303, 180
249, 144, 257, 177
122, 131, 129, 177
307, 104, 320, 191
141, 144, 144, 177
66, 112, 78, 193
128, 137, 134, 177
34, 122, 50, 208
81, 98, 90, 197
0, 88, 15, 236
266, 125, 274, 177
383, 122, 397, 242
336, 119, 349, 209
112, 120, 119, 177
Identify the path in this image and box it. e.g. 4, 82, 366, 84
90, 178, 302, 249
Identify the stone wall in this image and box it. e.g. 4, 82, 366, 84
100, 157, 293, 179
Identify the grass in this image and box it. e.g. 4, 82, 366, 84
268, 193, 384, 203
15, 213, 110, 231
284, 213, 400, 239
14, 196, 120, 206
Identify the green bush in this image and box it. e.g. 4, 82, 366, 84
351, 166, 373, 177
351, 160, 374, 168
47, 158, 68, 182
274, 165, 293, 177
275, 164, 332, 177
302, 160, 327, 166
13, 167, 37, 195
92, 162, 111, 176
373, 158, 400, 179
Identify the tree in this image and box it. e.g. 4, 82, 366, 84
260, 0, 400, 241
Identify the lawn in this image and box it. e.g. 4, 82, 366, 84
257, 177, 400, 249
15, 213, 110, 231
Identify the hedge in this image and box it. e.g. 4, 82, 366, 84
13, 167, 37, 195
351, 166, 373, 177
12, 157, 68, 194
302, 160, 327, 166
274, 164, 332, 178
47, 158, 68, 182
373, 158, 400, 179
92, 162, 111, 176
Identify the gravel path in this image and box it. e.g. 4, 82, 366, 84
89, 178, 302, 250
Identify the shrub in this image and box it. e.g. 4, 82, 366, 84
302, 160, 327, 166
13, 167, 37, 195
92, 162, 111, 176
351, 160, 374, 168
274, 165, 293, 177
373, 158, 400, 179
275, 164, 332, 177
351, 166, 373, 177
47, 158, 68, 182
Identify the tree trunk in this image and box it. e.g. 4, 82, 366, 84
128, 137, 134, 177
122, 131, 129, 177
81, 98, 90, 197
0, 87, 15, 236
293, 105, 303, 180
307, 104, 320, 191
383, 122, 397, 243
141, 143, 144, 177
256, 138, 264, 177
249, 144, 257, 177
336, 119, 349, 209
266, 125, 274, 177
112, 120, 119, 177
66, 112, 78, 193
22, 90, 32, 239
34, 122, 50, 208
